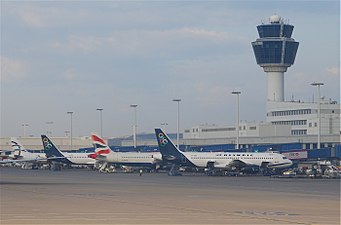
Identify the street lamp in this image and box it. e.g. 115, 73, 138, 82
130, 104, 138, 148
173, 99, 181, 148
46, 121, 53, 135
96, 108, 104, 137
67, 111, 74, 151
161, 123, 168, 131
22, 124, 29, 137
311, 82, 324, 149
231, 91, 241, 150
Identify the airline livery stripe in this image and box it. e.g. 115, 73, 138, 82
96, 149, 111, 155
91, 135, 106, 145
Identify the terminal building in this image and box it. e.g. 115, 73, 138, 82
183, 98, 340, 149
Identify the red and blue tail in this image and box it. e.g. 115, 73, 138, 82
89, 133, 111, 159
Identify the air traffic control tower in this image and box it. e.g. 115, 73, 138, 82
252, 15, 299, 102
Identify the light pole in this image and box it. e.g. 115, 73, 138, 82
67, 111, 74, 151
130, 104, 138, 148
22, 124, 29, 137
173, 99, 181, 148
161, 123, 168, 131
96, 108, 104, 137
311, 82, 324, 149
232, 91, 241, 149
46, 121, 53, 135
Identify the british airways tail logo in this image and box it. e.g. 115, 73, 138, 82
91, 134, 106, 145
91, 134, 110, 154
158, 133, 168, 146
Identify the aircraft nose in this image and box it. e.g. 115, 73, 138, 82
288, 159, 293, 166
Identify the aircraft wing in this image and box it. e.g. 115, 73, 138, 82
213, 160, 251, 169
0, 157, 46, 164
0, 156, 65, 164
46, 156, 66, 160
228, 160, 248, 168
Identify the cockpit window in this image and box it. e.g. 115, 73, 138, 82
282, 156, 288, 159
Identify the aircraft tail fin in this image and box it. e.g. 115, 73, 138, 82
154, 128, 183, 162
41, 135, 65, 158
90, 133, 111, 157
11, 138, 26, 151
10, 138, 26, 158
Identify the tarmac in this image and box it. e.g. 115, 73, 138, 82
0, 167, 340, 225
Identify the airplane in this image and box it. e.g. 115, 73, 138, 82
41, 135, 96, 170
89, 133, 163, 172
0, 138, 47, 169
10, 138, 46, 160
154, 128, 293, 175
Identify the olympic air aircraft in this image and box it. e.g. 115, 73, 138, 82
89, 133, 163, 171
41, 135, 95, 168
155, 128, 293, 175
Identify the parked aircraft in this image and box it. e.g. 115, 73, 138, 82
41, 135, 95, 170
89, 133, 163, 172
0, 138, 47, 169
154, 128, 293, 175
11, 138, 46, 160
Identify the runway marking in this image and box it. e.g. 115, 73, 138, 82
234, 211, 301, 217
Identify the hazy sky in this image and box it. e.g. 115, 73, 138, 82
1, 1, 340, 138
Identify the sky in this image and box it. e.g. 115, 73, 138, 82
1, 0, 340, 138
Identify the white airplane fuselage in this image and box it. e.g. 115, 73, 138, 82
13, 150, 46, 161
181, 151, 292, 169
62, 152, 96, 165
100, 151, 162, 166
155, 128, 293, 174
